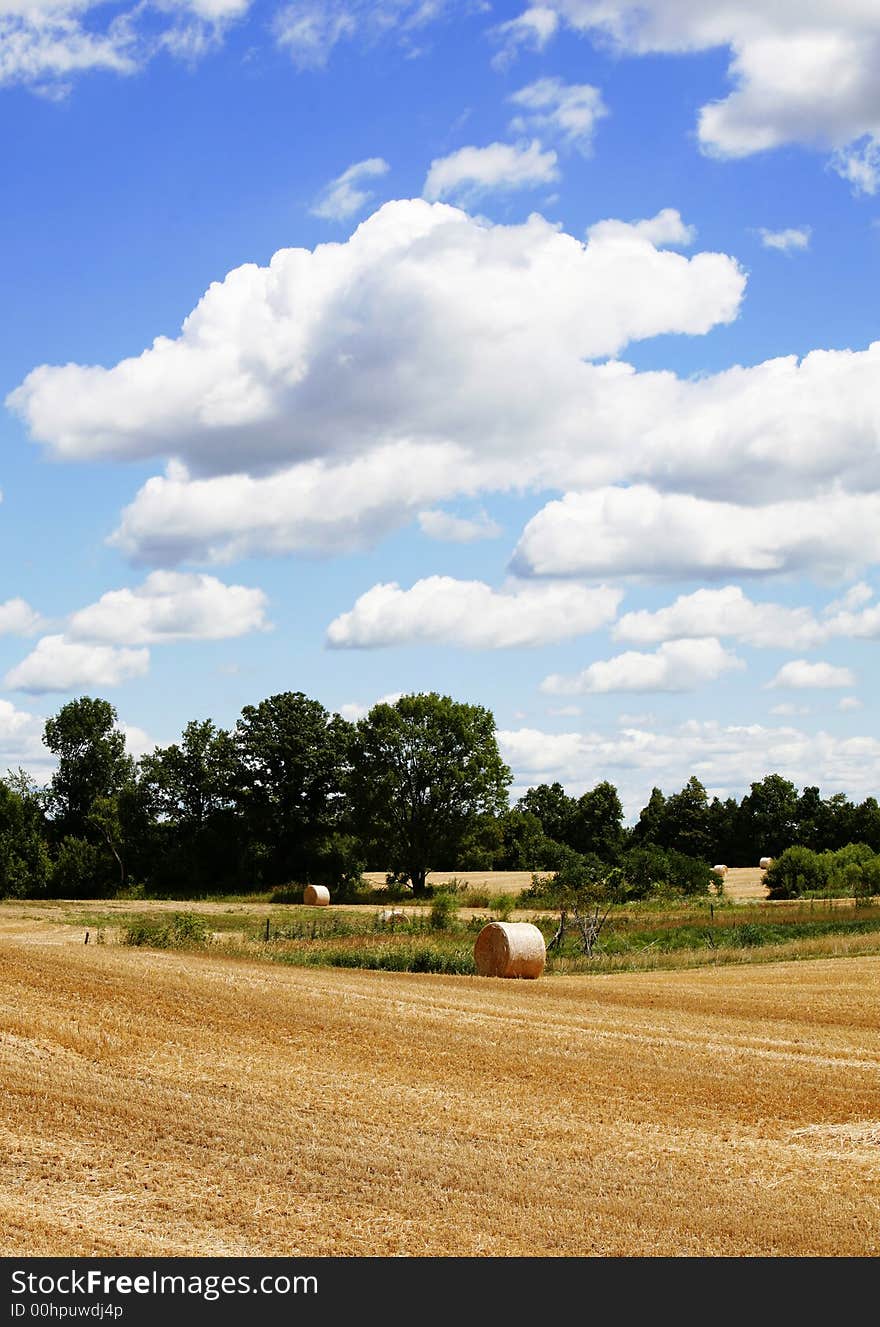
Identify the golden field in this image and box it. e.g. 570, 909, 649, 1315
362, 864, 769, 901
1, 907, 879, 1257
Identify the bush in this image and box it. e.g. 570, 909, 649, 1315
429, 890, 460, 931
620, 845, 713, 899
122, 911, 209, 949
764, 845, 830, 899
493, 892, 516, 921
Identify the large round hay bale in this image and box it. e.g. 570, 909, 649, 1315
759, 857, 773, 870
474, 921, 545, 979
712, 864, 728, 876
303, 884, 330, 906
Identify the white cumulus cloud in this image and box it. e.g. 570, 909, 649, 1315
541, 637, 743, 694
614, 586, 827, 650
5, 636, 150, 694
0, 598, 43, 637
326, 577, 623, 648
500, 717, 880, 820
67, 571, 270, 645
513, 486, 880, 582
423, 140, 559, 202
767, 660, 856, 690
535, 1, 880, 192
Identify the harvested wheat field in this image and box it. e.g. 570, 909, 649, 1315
362, 866, 768, 901
723, 866, 770, 901
1, 920, 879, 1257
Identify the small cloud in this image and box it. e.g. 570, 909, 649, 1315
548, 704, 581, 717
337, 690, 403, 722
839, 695, 863, 711
769, 702, 811, 716
541, 638, 743, 695
489, 6, 558, 70
311, 157, 390, 221
0, 598, 44, 637
508, 78, 608, 154
767, 659, 855, 689
824, 582, 873, 615
423, 139, 558, 203
757, 226, 811, 253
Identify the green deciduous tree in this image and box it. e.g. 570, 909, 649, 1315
232, 692, 352, 888
569, 780, 625, 862
43, 697, 133, 842
0, 773, 50, 898
349, 692, 511, 895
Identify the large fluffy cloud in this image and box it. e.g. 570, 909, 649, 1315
8, 202, 744, 473
67, 571, 270, 644
326, 577, 622, 648
513, 486, 880, 582
540, 637, 743, 694
500, 718, 880, 819
13, 200, 880, 574
535, 1, 880, 191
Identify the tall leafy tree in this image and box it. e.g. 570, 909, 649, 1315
232, 692, 351, 887
630, 787, 667, 846
515, 782, 577, 847
43, 696, 133, 840
569, 781, 625, 863
658, 776, 713, 861
350, 693, 511, 894
0, 772, 50, 898
138, 720, 239, 891
739, 774, 800, 860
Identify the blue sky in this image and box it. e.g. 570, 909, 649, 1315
2, 0, 880, 817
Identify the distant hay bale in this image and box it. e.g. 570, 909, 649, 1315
759, 857, 773, 870
303, 885, 330, 906
377, 908, 406, 924
712, 864, 728, 877
474, 921, 545, 980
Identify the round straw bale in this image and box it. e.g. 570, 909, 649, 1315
759, 857, 773, 870
712, 864, 728, 876
474, 921, 545, 979
303, 884, 330, 906
378, 908, 406, 924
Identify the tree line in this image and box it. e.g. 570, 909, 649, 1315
1, 689, 879, 901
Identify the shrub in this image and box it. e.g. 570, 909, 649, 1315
764, 845, 830, 899
122, 911, 209, 949
493, 892, 516, 921
429, 890, 460, 931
